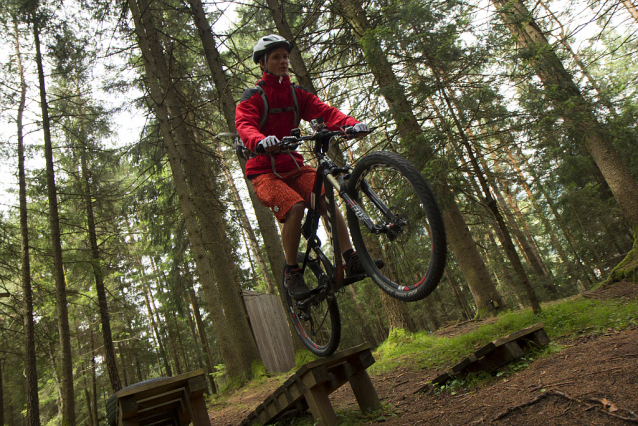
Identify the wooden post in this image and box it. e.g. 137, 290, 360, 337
186, 375, 211, 426
348, 370, 381, 414
119, 395, 139, 426
304, 385, 338, 426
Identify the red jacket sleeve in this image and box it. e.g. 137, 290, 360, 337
298, 89, 360, 129
235, 89, 265, 152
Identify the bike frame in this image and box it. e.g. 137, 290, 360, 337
291, 126, 394, 308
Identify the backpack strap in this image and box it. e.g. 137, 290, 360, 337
255, 81, 301, 129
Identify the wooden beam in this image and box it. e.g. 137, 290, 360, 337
304, 384, 338, 426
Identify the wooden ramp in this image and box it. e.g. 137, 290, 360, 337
417, 322, 550, 392
112, 369, 211, 426
241, 343, 381, 426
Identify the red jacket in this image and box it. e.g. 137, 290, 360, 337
236, 72, 359, 177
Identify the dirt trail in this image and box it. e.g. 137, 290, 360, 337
208, 281, 638, 425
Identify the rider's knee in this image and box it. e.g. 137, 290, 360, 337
286, 202, 306, 220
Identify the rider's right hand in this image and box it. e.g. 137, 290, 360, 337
257, 135, 280, 153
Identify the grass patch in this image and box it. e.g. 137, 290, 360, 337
371, 296, 638, 374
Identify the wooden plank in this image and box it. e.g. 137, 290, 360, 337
120, 395, 138, 420
187, 394, 210, 426
304, 384, 338, 426
186, 376, 207, 398
137, 388, 184, 410
297, 343, 371, 375
117, 370, 206, 399
475, 340, 524, 373
300, 365, 329, 390
528, 328, 550, 347
450, 354, 477, 374
240, 345, 377, 425
244, 292, 295, 373
137, 399, 183, 417
474, 323, 545, 358
143, 417, 177, 426
137, 410, 175, 426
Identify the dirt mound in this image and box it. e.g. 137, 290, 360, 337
584, 279, 638, 300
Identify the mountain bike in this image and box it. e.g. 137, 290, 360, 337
251, 118, 447, 356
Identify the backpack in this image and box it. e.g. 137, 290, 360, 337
234, 81, 301, 160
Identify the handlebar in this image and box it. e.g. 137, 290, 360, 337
254, 125, 359, 154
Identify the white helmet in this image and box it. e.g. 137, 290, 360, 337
252, 34, 293, 64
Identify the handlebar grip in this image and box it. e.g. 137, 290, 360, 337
343, 126, 357, 136
255, 144, 265, 154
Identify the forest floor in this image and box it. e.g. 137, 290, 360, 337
206, 280, 638, 425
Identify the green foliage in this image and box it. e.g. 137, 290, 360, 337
294, 349, 319, 369
251, 359, 270, 380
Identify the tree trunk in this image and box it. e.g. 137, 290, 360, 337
89, 322, 99, 425
14, 19, 41, 426
141, 283, 172, 376
265, 0, 318, 93
184, 296, 207, 377
186, 282, 217, 393
515, 146, 598, 282
433, 80, 541, 313
504, 146, 571, 267
216, 144, 275, 293
338, 0, 505, 317
148, 287, 182, 375
32, 18, 75, 424
538, 0, 617, 114
0, 358, 4, 426
185, 0, 303, 351
173, 314, 191, 372
76, 334, 96, 426
129, 0, 237, 373
444, 269, 472, 319
117, 344, 129, 387
80, 147, 122, 392
487, 161, 548, 277
348, 286, 377, 347
130, 0, 261, 378
491, 0, 638, 229
621, 0, 638, 24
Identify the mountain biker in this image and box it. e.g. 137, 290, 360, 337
235, 34, 371, 300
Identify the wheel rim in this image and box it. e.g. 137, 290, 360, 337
352, 163, 436, 292
287, 256, 339, 354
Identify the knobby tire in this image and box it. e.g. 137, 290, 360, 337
283, 253, 341, 357
347, 151, 447, 302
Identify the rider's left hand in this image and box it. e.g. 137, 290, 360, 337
353, 122, 370, 138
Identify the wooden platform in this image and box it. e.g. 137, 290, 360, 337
417, 323, 550, 392
115, 369, 211, 426
241, 343, 381, 426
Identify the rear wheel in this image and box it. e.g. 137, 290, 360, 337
283, 252, 341, 357
347, 151, 447, 302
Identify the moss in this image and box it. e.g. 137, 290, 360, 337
369, 297, 638, 374
251, 360, 269, 379
294, 349, 318, 368
604, 225, 638, 285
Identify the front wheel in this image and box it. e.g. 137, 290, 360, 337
283, 253, 341, 357
347, 151, 447, 302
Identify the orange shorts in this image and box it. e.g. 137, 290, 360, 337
251, 166, 325, 222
